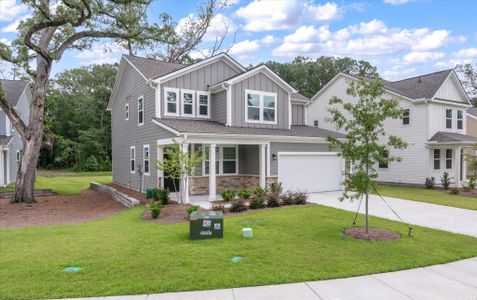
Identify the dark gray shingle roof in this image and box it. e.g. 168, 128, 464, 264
154, 118, 345, 139
291, 92, 310, 101
385, 69, 453, 100
0, 135, 13, 146
429, 131, 477, 143
0, 80, 28, 106
124, 55, 186, 79
467, 107, 477, 117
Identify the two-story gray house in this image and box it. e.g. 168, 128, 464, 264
0, 80, 31, 187
107, 53, 344, 202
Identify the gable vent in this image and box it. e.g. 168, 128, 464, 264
314, 120, 319, 127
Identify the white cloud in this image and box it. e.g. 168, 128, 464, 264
434, 47, 477, 69
0, 38, 12, 46
403, 51, 445, 64
235, 1, 343, 32
177, 13, 236, 42
383, 0, 414, 5
454, 48, 477, 59
273, 20, 457, 58
74, 43, 124, 65
261, 35, 276, 45
221, 0, 240, 6
0, 0, 27, 22
229, 39, 260, 59
382, 65, 417, 81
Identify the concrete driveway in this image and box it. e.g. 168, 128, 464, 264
308, 191, 477, 237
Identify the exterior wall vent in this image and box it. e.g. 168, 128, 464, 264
314, 120, 319, 127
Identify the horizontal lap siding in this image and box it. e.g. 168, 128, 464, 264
270, 142, 333, 176
231, 73, 289, 129
112, 62, 175, 192
161, 61, 239, 120
8, 90, 30, 183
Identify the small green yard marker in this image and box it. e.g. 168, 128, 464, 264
231, 256, 242, 263
63, 267, 81, 272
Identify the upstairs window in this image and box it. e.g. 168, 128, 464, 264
402, 108, 410, 125
143, 145, 150, 175
433, 149, 440, 170
197, 92, 210, 117
457, 110, 463, 130
125, 103, 129, 120
181, 90, 195, 116
245, 90, 277, 124
130, 146, 136, 173
379, 150, 389, 168
446, 149, 452, 169
446, 109, 452, 129
138, 96, 144, 126
164, 88, 179, 116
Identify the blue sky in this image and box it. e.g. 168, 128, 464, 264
1, 0, 477, 80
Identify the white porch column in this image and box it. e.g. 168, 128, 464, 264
260, 144, 266, 188
209, 144, 217, 201
455, 146, 462, 187
181, 143, 190, 203
157, 146, 163, 188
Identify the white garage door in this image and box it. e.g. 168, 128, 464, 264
278, 152, 342, 193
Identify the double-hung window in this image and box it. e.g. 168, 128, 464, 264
433, 149, 441, 170
446, 149, 452, 169
143, 145, 150, 175
457, 110, 463, 130
203, 145, 238, 175
164, 88, 179, 116
379, 150, 389, 168
181, 90, 195, 116
446, 109, 452, 129
197, 91, 210, 117
402, 108, 410, 125
125, 103, 129, 120
130, 146, 136, 173
138, 96, 144, 126
16, 150, 21, 164
245, 90, 277, 124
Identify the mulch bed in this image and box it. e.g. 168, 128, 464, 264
0, 189, 125, 228
437, 188, 477, 198
343, 227, 401, 241
141, 202, 193, 223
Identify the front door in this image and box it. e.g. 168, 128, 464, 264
163, 150, 180, 192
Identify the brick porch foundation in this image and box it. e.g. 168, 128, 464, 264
189, 175, 278, 195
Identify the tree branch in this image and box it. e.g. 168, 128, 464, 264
0, 92, 28, 140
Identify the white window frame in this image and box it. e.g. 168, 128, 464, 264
196, 91, 211, 118
5, 117, 11, 137
433, 149, 440, 170
457, 109, 463, 130
181, 89, 195, 117
402, 108, 410, 125
16, 150, 21, 164
130, 146, 136, 174
202, 145, 238, 176
445, 108, 452, 129
245, 89, 277, 124
446, 149, 453, 169
137, 96, 144, 126
125, 103, 129, 121
143, 145, 150, 176
164, 87, 180, 116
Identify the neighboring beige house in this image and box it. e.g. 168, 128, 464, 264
466, 107, 477, 176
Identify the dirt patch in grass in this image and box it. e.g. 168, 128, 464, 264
0, 189, 125, 228
142, 202, 194, 223
343, 227, 401, 241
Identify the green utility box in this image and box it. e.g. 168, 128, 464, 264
146, 188, 154, 199
190, 211, 223, 240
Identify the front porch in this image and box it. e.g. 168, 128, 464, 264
157, 137, 276, 203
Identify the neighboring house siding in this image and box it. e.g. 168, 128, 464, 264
270, 142, 331, 176
239, 145, 259, 175
160, 60, 240, 119
291, 103, 305, 125
211, 90, 227, 124
467, 116, 477, 137
8, 89, 30, 183
112, 62, 175, 192
231, 73, 290, 129
427, 103, 466, 138
434, 75, 467, 103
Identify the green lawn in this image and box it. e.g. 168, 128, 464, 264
375, 184, 477, 211
1, 171, 112, 195
2, 205, 477, 299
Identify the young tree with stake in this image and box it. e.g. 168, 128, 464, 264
327, 78, 407, 233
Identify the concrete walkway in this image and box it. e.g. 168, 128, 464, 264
308, 191, 477, 237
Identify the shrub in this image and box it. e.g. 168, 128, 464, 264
249, 197, 265, 209
425, 177, 435, 189
293, 191, 308, 205
211, 204, 225, 213
186, 205, 200, 216
153, 188, 170, 205
441, 172, 452, 190
237, 189, 252, 199
230, 200, 247, 212
267, 193, 280, 207
254, 187, 268, 199
281, 193, 294, 205
220, 189, 236, 202
270, 181, 283, 194
468, 176, 476, 189
450, 187, 459, 195
150, 202, 162, 219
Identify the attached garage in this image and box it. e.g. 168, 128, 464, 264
277, 152, 343, 193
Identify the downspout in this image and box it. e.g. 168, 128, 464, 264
148, 79, 161, 118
